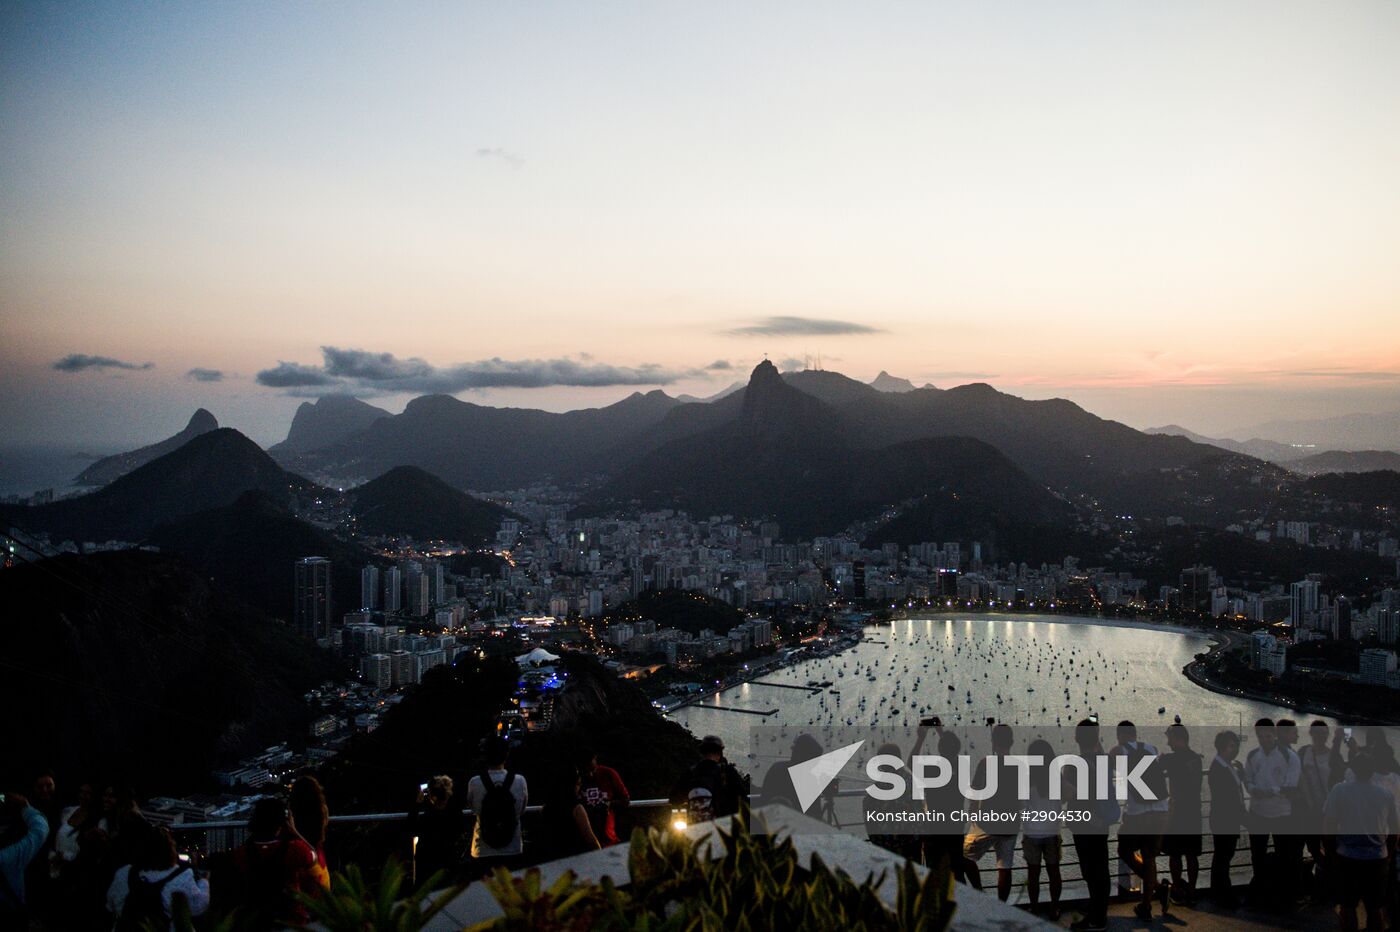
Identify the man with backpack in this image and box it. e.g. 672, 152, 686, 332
107, 824, 209, 932
466, 737, 528, 878
1112, 721, 1171, 921
670, 735, 746, 825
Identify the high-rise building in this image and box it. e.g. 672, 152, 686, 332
295, 556, 332, 640
383, 566, 402, 612
1290, 579, 1320, 629
360, 565, 380, 610
1377, 607, 1400, 646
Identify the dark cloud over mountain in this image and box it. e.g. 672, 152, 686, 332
258, 346, 701, 394
185, 367, 225, 382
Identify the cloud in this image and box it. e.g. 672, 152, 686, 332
476, 147, 524, 168
726, 316, 882, 337
705, 359, 732, 370
53, 354, 154, 373
255, 361, 340, 388
185, 367, 225, 382
260, 346, 700, 394
778, 357, 806, 372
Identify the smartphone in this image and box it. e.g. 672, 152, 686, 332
1344, 727, 1353, 743
419, 782, 428, 793
919, 716, 941, 727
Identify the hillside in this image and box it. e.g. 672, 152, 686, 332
606, 588, 746, 636
73, 409, 219, 486
3, 428, 320, 543
1285, 450, 1400, 475
0, 551, 340, 795
149, 490, 371, 622
348, 465, 511, 542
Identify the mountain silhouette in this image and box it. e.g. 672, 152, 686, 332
288, 390, 680, 488
269, 394, 390, 455
347, 465, 511, 542
5, 428, 317, 542
580, 362, 1072, 544
73, 408, 219, 486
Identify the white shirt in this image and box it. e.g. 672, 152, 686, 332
1245, 745, 1300, 819
466, 769, 528, 858
1298, 745, 1333, 810
1023, 786, 1062, 839
106, 865, 210, 930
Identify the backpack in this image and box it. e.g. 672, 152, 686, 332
478, 772, 519, 849
115, 865, 188, 932
683, 761, 720, 823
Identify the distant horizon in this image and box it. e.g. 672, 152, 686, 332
2, 361, 1397, 462
3, 3, 1398, 449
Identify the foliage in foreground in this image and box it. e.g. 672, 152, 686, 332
469, 813, 956, 932
167, 817, 953, 931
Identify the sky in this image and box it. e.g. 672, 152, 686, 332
2, 0, 1398, 450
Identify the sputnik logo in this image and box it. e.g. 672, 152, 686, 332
789, 740, 864, 812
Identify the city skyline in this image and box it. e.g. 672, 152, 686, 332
4, 1, 1400, 448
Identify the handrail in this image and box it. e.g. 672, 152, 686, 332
166, 797, 678, 832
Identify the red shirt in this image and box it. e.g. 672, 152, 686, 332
578, 765, 630, 845
231, 836, 318, 923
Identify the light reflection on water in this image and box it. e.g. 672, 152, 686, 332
669, 614, 1298, 758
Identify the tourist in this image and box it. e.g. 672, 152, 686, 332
1112, 721, 1170, 920
539, 766, 601, 861
25, 770, 59, 923
671, 735, 746, 825
1021, 738, 1063, 919
1066, 718, 1118, 932
289, 775, 331, 890
0, 791, 50, 927
107, 824, 210, 931
759, 734, 835, 822
1245, 718, 1301, 909
1277, 718, 1306, 896
466, 737, 528, 878
1207, 730, 1247, 909
1161, 723, 1203, 904
578, 749, 631, 846
228, 797, 320, 926
1299, 721, 1343, 894
922, 730, 968, 883
1323, 751, 1400, 932
863, 741, 924, 862
410, 775, 469, 885
962, 723, 1019, 901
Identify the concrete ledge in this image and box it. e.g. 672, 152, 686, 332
427, 805, 1052, 931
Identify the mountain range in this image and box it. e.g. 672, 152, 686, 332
275, 363, 1261, 523
579, 361, 1076, 550
73, 408, 220, 486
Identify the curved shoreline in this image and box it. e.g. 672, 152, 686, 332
1179, 630, 1400, 724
